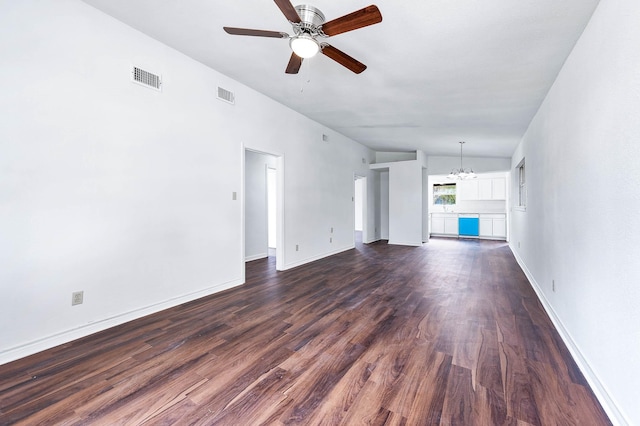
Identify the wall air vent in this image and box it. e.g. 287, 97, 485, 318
217, 86, 235, 104
131, 66, 162, 91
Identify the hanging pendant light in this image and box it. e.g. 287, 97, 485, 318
447, 141, 477, 180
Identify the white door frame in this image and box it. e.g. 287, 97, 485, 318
354, 174, 368, 244
242, 147, 285, 275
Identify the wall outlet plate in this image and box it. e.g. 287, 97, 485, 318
72, 291, 84, 306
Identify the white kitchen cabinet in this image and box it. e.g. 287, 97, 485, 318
477, 178, 506, 200
479, 214, 506, 239
430, 213, 458, 236
491, 178, 506, 200
457, 180, 479, 201
492, 217, 506, 237
444, 217, 459, 235
431, 216, 445, 234
479, 218, 493, 236
478, 179, 492, 200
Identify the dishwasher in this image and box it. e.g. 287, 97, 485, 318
458, 214, 479, 237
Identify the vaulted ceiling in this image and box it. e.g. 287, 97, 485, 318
82, 0, 600, 158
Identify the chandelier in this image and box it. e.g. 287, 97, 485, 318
447, 141, 477, 180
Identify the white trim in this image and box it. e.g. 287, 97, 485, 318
245, 253, 268, 262
0, 278, 243, 366
281, 245, 354, 271
387, 240, 423, 247
353, 174, 368, 245
509, 244, 628, 426
276, 155, 285, 271
363, 237, 382, 244
243, 146, 285, 271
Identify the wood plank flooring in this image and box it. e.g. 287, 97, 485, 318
0, 238, 611, 425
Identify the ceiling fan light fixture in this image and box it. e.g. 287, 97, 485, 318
290, 34, 320, 58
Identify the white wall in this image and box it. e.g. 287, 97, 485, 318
378, 171, 389, 240
427, 155, 511, 175
388, 160, 424, 246
509, 0, 640, 423
245, 151, 276, 261
267, 167, 277, 248
375, 151, 417, 163
422, 168, 429, 242
242, 126, 375, 271
0, 0, 376, 364
366, 171, 380, 243
354, 178, 364, 232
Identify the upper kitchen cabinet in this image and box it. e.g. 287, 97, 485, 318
478, 177, 506, 200
457, 179, 479, 201
460, 177, 506, 201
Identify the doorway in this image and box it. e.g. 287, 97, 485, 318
244, 149, 283, 271
354, 175, 367, 245
267, 166, 276, 252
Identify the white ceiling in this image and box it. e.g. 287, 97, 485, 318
82, 0, 600, 158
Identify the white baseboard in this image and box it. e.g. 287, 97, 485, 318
0, 278, 244, 366
509, 244, 628, 426
387, 239, 423, 247
245, 253, 268, 262
281, 245, 354, 270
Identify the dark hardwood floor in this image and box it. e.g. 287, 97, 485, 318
0, 238, 610, 425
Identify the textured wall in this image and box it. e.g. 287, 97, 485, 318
0, 0, 374, 364
509, 0, 640, 423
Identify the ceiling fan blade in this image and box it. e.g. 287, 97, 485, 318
223, 27, 289, 38
321, 44, 367, 74
285, 53, 303, 74
274, 0, 301, 23
321, 5, 382, 37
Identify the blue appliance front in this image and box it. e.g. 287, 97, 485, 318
459, 217, 479, 236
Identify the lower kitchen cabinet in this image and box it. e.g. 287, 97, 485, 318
431, 213, 506, 240
431, 216, 445, 234
444, 217, 459, 235
479, 214, 506, 239
430, 213, 458, 236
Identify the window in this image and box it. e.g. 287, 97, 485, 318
517, 159, 526, 209
433, 183, 456, 205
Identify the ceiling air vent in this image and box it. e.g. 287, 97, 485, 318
217, 86, 235, 105
131, 66, 162, 91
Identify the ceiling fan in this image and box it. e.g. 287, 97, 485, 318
223, 0, 382, 74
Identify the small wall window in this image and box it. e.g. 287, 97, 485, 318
516, 159, 526, 209
433, 183, 456, 205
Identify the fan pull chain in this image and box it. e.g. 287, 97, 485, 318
300, 58, 313, 93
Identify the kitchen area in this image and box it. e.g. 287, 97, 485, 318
428, 172, 508, 240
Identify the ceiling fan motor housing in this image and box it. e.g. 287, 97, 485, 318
294, 5, 325, 33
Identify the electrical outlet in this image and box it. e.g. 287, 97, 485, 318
330, 227, 333, 233
552, 280, 556, 292
518, 241, 521, 248
330, 237, 332, 243
232, 192, 237, 200
296, 244, 299, 251
72, 291, 84, 306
